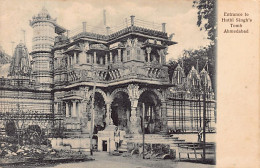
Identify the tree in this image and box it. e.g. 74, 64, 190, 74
193, 0, 216, 90
167, 47, 216, 91
167, 59, 178, 81
5, 120, 17, 136
167, 0, 217, 90
193, 0, 217, 44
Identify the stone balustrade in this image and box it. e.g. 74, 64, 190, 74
57, 63, 169, 86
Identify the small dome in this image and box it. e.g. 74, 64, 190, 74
200, 68, 212, 91
38, 7, 51, 18
172, 64, 185, 86
186, 66, 201, 89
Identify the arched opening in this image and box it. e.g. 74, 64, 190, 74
138, 90, 162, 134
92, 92, 106, 133
111, 91, 131, 132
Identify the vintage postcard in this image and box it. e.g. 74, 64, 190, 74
0, 0, 259, 168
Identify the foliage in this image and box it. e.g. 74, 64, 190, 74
22, 125, 46, 145
192, 0, 216, 89
5, 120, 17, 136
167, 59, 178, 81
166, 0, 217, 90
193, 0, 217, 44
167, 45, 216, 90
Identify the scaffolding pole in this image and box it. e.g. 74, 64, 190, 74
90, 67, 97, 156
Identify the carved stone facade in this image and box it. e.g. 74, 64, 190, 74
0, 7, 216, 138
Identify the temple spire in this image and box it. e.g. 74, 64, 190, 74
8, 43, 31, 77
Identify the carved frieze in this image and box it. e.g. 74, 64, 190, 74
125, 38, 142, 48
90, 43, 108, 50
79, 42, 89, 52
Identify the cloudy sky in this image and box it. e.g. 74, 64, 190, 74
0, 0, 210, 61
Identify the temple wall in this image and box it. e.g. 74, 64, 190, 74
0, 88, 53, 135
166, 98, 216, 133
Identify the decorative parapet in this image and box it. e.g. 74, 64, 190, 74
65, 67, 108, 85
69, 26, 168, 43
108, 64, 169, 82
71, 31, 108, 41
56, 63, 169, 87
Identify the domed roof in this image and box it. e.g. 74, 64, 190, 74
186, 66, 201, 90
200, 68, 212, 91
38, 7, 51, 18
172, 64, 186, 86
8, 42, 31, 77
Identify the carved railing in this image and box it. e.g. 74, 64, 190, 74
107, 64, 169, 83
66, 66, 108, 85
60, 63, 169, 85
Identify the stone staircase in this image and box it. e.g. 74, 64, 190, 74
118, 133, 186, 153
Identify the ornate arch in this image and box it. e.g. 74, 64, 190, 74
87, 88, 109, 103
110, 87, 129, 101
139, 88, 165, 102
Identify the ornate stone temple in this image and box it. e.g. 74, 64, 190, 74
52, 15, 176, 136
0, 8, 216, 150
0, 42, 53, 133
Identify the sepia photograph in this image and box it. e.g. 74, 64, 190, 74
0, 0, 217, 167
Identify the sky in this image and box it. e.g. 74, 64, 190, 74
0, 0, 210, 61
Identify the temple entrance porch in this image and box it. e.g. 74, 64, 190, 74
137, 90, 163, 134
92, 92, 106, 132
111, 91, 131, 132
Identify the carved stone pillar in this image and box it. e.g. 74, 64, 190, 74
65, 102, 69, 117
93, 51, 97, 64
127, 84, 141, 134
105, 103, 113, 126
72, 100, 77, 117
67, 57, 70, 67
74, 52, 77, 64
78, 101, 82, 118
146, 47, 151, 63
105, 54, 108, 65
117, 49, 121, 62
80, 101, 89, 133
110, 52, 113, 64
129, 99, 139, 134
161, 101, 168, 133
